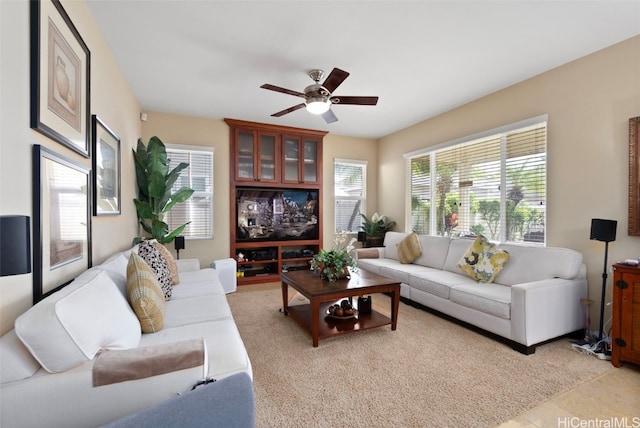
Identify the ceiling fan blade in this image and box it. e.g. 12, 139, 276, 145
321, 109, 338, 124
271, 103, 306, 117
260, 84, 306, 98
332, 96, 379, 106
322, 68, 350, 93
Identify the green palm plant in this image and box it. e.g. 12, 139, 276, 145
133, 136, 194, 244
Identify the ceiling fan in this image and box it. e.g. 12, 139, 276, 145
260, 67, 378, 124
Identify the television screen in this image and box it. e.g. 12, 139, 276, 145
236, 188, 319, 242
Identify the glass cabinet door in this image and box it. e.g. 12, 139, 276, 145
303, 140, 318, 182
237, 131, 255, 180
283, 137, 300, 182
258, 134, 276, 181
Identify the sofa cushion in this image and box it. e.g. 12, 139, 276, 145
397, 232, 422, 264
409, 269, 477, 300
495, 244, 583, 285
442, 238, 477, 274
15, 269, 141, 373
153, 241, 180, 285
457, 235, 510, 283
449, 283, 511, 319
127, 253, 166, 333
382, 232, 408, 261
137, 240, 173, 300
0, 330, 41, 383
413, 235, 451, 269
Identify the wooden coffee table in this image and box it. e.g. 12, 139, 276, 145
281, 269, 400, 347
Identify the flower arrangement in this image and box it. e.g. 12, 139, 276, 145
359, 212, 396, 238
310, 231, 357, 282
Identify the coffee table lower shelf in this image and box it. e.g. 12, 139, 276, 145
286, 302, 392, 343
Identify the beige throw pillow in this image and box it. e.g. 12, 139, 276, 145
396, 232, 422, 264
153, 241, 180, 285
127, 253, 166, 333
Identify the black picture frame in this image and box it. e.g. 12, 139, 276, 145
92, 115, 121, 216
30, 0, 91, 158
32, 145, 92, 304
629, 116, 640, 236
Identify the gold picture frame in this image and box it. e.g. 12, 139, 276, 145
30, 0, 90, 158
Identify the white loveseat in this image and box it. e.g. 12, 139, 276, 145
356, 232, 587, 354
0, 245, 252, 428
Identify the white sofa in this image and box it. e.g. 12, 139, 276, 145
356, 232, 587, 354
0, 246, 252, 428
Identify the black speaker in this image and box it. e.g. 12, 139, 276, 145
174, 236, 185, 250
1, 215, 32, 276
357, 231, 366, 243
590, 219, 617, 243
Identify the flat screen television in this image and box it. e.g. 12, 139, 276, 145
236, 187, 319, 242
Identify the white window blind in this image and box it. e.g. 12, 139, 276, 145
334, 159, 367, 233
408, 118, 546, 244
166, 145, 214, 239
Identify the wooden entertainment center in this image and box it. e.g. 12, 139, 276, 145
225, 119, 327, 285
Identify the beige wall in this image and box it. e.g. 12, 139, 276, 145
378, 35, 640, 327
0, 0, 141, 334
140, 115, 378, 264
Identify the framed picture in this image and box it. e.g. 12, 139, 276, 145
629, 116, 640, 236
30, 0, 91, 158
32, 145, 92, 304
92, 115, 121, 216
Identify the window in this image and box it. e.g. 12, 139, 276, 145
165, 145, 214, 239
407, 116, 546, 244
334, 159, 367, 233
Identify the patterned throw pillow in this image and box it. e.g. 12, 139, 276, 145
457, 235, 510, 283
137, 239, 172, 300
126, 253, 165, 333
396, 232, 422, 264
152, 241, 180, 285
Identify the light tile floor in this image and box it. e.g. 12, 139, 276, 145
497, 363, 640, 427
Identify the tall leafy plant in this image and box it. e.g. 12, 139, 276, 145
133, 136, 194, 244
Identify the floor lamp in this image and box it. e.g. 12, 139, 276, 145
589, 218, 617, 343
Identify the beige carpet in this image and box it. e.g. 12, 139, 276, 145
227, 283, 612, 428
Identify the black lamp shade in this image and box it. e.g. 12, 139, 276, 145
590, 218, 617, 242
174, 236, 185, 251
1, 215, 31, 276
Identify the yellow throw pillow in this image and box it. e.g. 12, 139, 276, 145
127, 253, 165, 333
457, 235, 510, 283
396, 232, 422, 264
153, 241, 180, 285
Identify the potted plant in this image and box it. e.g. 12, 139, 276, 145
133, 136, 194, 244
359, 212, 396, 247
310, 232, 357, 282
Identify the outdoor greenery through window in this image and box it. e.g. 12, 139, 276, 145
407, 116, 547, 244
166, 145, 214, 239
334, 159, 367, 233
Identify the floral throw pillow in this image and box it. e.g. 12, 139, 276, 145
457, 235, 510, 283
137, 240, 173, 300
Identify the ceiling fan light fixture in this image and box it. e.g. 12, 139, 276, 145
305, 97, 331, 115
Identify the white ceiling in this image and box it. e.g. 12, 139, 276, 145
86, 1, 640, 139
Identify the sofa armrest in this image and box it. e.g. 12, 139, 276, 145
510, 277, 587, 346
175, 259, 200, 273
